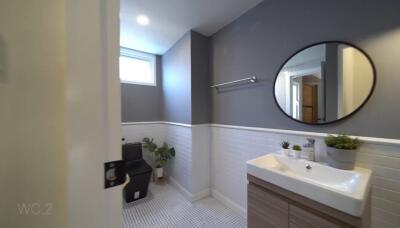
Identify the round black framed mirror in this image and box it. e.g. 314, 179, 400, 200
273, 41, 376, 125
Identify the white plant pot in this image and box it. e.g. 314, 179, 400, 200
326, 147, 356, 170
292, 150, 301, 159
281, 148, 290, 156
155, 167, 163, 178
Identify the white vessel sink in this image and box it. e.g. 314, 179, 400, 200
246, 153, 372, 216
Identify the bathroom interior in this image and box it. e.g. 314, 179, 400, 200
1, 0, 400, 228
118, 0, 400, 228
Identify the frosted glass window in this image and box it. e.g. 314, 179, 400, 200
119, 48, 156, 86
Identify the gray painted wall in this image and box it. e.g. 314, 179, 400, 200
325, 43, 339, 122
121, 56, 162, 122
162, 32, 192, 124
191, 31, 212, 124
211, 0, 400, 139
122, 31, 211, 124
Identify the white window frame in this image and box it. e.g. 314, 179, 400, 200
119, 47, 156, 86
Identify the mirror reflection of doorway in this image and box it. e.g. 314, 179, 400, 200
302, 83, 318, 123
301, 75, 320, 123
290, 75, 320, 123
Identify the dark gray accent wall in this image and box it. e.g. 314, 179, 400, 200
211, 0, 400, 139
162, 32, 192, 124
121, 56, 162, 122
122, 31, 211, 124
325, 44, 338, 122
191, 31, 212, 124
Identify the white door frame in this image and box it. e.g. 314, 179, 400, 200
66, 0, 123, 227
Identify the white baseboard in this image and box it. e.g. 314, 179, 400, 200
169, 176, 192, 200
169, 176, 210, 202
211, 189, 247, 218
192, 188, 211, 202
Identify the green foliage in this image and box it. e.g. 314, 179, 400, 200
281, 141, 290, 149
142, 137, 157, 152
142, 137, 175, 168
324, 134, 361, 150
292, 145, 302, 151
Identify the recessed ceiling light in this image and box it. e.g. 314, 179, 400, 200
136, 15, 149, 26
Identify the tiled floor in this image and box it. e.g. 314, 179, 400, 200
123, 182, 246, 228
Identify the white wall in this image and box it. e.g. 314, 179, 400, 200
339, 46, 374, 118
211, 125, 400, 227
165, 124, 193, 192
122, 122, 400, 228
0, 1, 67, 227
192, 126, 211, 195
122, 123, 211, 201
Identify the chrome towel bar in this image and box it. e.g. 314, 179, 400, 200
210, 76, 257, 89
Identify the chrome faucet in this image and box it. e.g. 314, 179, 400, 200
303, 138, 315, 161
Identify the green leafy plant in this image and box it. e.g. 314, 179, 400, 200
281, 141, 290, 149
325, 134, 360, 150
142, 137, 175, 168
292, 145, 302, 151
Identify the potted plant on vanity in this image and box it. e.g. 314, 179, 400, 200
281, 141, 290, 156
142, 137, 175, 179
325, 134, 360, 170
292, 145, 302, 159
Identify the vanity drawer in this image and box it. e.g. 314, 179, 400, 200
289, 205, 350, 228
248, 183, 289, 228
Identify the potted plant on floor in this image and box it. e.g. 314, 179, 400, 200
325, 134, 360, 170
292, 144, 302, 159
142, 137, 175, 179
281, 141, 290, 156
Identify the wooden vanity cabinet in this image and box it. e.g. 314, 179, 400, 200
248, 182, 289, 228
247, 175, 370, 228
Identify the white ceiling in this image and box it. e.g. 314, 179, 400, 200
120, 0, 263, 55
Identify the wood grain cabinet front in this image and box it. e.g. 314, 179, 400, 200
289, 205, 349, 228
247, 175, 369, 228
248, 183, 289, 228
